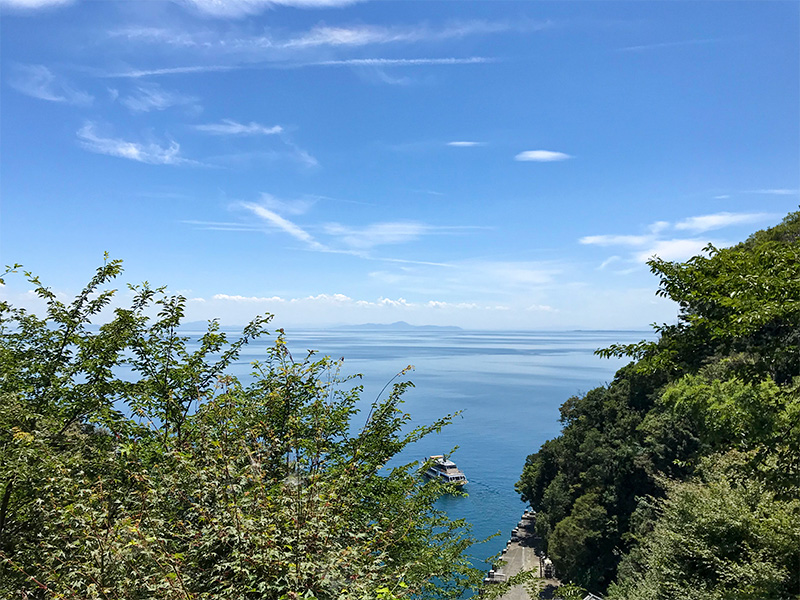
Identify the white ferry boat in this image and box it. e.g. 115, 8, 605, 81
423, 455, 468, 485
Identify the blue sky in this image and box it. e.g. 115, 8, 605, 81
1, 0, 798, 330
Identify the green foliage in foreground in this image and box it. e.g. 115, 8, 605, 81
517, 211, 800, 597
0, 259, 481, 599
609, 452, 800, 600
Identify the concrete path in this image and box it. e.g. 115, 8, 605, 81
482, 510, 559, 599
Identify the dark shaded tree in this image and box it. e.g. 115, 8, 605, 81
518, 211, 800, 596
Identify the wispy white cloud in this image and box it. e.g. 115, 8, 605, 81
713, 194, 730, 200
580, 210, 780, 267
216, 196, 477, 264
302, 293, 355, 303
239, 201, 326, 250
173, 251, 578, 328
526, 304, 556, 312
366, 69, 414, 86
206, 291, 506, 314
283, 20, 550, 49
648, 221, 670, 234
112, 19, 547, 51
375, 256, 454, 268
675, 211, 775, 233
371, 261, 558, 304
101, 57, 491, 81
598, 256, 622, 270
77, 122, 192, 165
515, 150, 572, 162
372, 297, 412, 308
0, 0, 72, 9
617, 38, 724, 52
181, 0, 362, 18
369, 259, 563, 308
183, 219, 265, 232
105, 65, 237, 79
121, 83, 200, 113
470, 261, 558, 287
427, 300, 480, 310
201, 131, 317, 169
258, 193, 315, 215
585, 233, 715, 264
411, 189, 445, 196
324, 222, 482, 252
193, 119, 283, 135
212, 293, 286, 302
286, 143, 319, 168
744, 188, 798, 196
635, 239, 712, 263
369, 257, 561, 300
204, 148, 318, 169
107, 26, 208, 47
367, 270, 407, 285
580, 234, 649, 247
324, 222, 430, 250
103, 58, 491, 87
284, 25, 411, 49
96, 18, 529, 94
311, 57, 493, 67
9, 64, 93, 106
447, 141, 484, 147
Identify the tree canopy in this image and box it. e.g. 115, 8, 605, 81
0, 258, 481, 599
517, 211, 800, 598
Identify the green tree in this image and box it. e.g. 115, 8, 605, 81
518, 211, 800, 595
608, 453, 800, 600
599, 211, 800, 384
548, 493, 612, 589
0, 260, 481, 599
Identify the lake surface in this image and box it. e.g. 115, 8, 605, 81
219, 327, 651, 572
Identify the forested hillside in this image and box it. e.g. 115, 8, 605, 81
0, 260, 480, 599
516, 211, 800, 598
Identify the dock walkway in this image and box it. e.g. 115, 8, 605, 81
482, 510, 560, 599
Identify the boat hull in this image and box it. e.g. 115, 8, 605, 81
423, 456, 468, 485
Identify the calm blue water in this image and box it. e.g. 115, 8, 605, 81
217, 328, 650, 571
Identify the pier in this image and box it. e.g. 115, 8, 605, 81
482, 509, 560, 599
